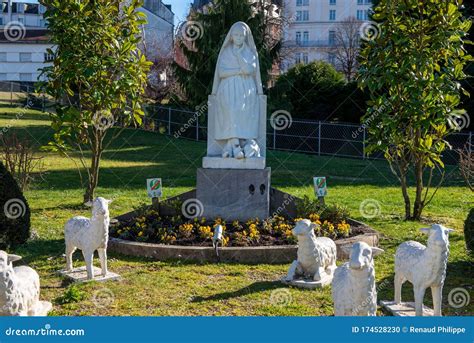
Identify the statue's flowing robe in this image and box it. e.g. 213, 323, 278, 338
214, 46, 259, 140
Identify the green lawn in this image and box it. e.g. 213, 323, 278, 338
0, 105, 472, 316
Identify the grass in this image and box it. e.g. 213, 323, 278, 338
0, 105, 472, 316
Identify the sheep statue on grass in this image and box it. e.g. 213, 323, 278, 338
64, 197, 112, 281
0, 251, 52, 316
283, 219, 337, 288
332, 242, 384, 316
394, 224, 452, 316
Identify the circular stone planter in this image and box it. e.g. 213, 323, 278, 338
108, 224, 379, 264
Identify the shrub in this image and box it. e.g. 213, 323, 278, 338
0, 161, 30, 249
0, 133, 44, 191
269, 61, 345, 120
465, 208, 474, 253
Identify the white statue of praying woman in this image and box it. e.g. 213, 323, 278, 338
212, 22, 263, 159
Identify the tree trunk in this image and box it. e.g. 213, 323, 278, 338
400, 172, 411, 220
412, 158, 424, 220
83, 131, 103, 203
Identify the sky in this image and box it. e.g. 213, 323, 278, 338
168, 0, 193, 26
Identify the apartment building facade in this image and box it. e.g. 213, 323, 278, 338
281, 0, 373, 72
0, 0, 174, 85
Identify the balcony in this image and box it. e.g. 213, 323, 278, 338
284, 40, 336, 48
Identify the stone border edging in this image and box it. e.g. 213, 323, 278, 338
108, 227, 379, 264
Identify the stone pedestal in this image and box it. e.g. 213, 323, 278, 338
202, 157, 265, 170
58, 266, 121, 283
196, 168, 271, 221
380, 301, 435, 317
281, 275, 333, 289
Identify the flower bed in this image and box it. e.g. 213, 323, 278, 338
110, 196, 360, 247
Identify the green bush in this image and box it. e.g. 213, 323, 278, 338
269, 61, 345, 120
0, 161, 30, 249
464, 208, 474, 253
295, 195, 350, 224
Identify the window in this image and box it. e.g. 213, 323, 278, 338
357, 0, 363, 4
296, 10, 309, 21
303, 31, 309, 43
365, 0, 372, 3
296, 0, 309, 6
329, 0, 336, 4
20, 53, 32, 62
17, 17, 23, 24
2, 2, 7, 13
0, 17, 3, 25
356, 9, 364, 20
303, 53, 309, 64
329, 9, 336, 21
25, 4, 39, 14
0, 52, 6, 62
296, 31, 301, 43
328, 30, 336, 45
0, 73, 7, 81
40, 19, 47, 27
44, 52, 54, 62
295, 53, 302, 64
328, 53, 336, 65
364, 10, 369, 20
16, 3, 24, 13
19, 73, 32, 82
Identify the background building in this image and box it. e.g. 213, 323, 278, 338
0, 0, 174, 86
0, 1, 51, 84
281, 0, 373, 72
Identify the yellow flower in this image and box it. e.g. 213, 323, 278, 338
138, 231, 143, 237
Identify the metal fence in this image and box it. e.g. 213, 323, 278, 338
1, 81, 472, 165
142, 104, 472, 165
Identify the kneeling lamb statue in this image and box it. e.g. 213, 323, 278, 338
284, 219, 337, 286
64, 197, 112, 280
0, 251, 52, 316
332, 242, 384, 316
394, 224, 452, 316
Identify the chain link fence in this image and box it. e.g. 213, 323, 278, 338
1, 81, 472, 165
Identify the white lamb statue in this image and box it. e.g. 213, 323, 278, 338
332, 242, 384, 316
394, 224, 452, 316
0, 251, 52, 316
65, 197, 112, 280
284, 219, 337, 284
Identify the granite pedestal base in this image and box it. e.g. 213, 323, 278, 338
196, 167, 271, 221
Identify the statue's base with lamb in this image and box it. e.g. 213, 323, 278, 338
58, 197, 121, 283
281, 219, 337, 289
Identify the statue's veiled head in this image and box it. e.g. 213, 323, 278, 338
230, 22, 248, 47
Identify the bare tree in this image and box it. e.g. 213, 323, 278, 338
332, 16, 362, 81
459, 142, 474, 192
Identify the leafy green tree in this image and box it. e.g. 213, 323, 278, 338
358, 0, 472, 220
173, 0, 281, 108
39, 0, 151, 202
269, 61, 345, 120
